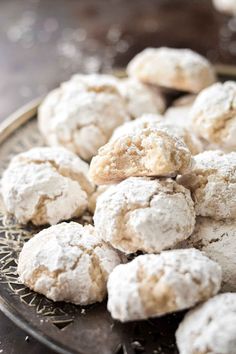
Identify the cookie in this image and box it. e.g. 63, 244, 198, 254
94, 177, 195, 254
179, 217, 236, 291
127, 47, 216, 93
107, 249, 221, 322
178, 150, 236, 220
89, 127, 193, 185
190, 81, 236, 151
117, 78, 165, 118
111, 115, 202, 155
38, 74, 130, 161
1, 147, 94, 225
172, 94, 196, 107
18, 222, 123, 305
176, 293, 236, 354
110, 114, 163, 141
213, 0, 236, 15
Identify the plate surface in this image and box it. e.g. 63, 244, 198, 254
0, 101, 183, 354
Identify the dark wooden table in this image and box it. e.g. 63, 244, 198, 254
0, 0, 235, 353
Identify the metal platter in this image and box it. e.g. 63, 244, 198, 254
0, 66, 235, 354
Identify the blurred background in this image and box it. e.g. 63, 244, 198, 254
1, 0, 236, 122
0, 0, 236, 353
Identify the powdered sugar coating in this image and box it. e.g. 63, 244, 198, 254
18, 222, 123, 305
213, 0, 236, 15
127, 47, 216, 93
111, 115, 202, 155
107, 249, 221, 322
90, 127, 193, 185
94, 177, 195, 254
38, 74, 130, 161
117, 78, 165, 118
157, 123, 203, 155
178, 150, 236, 220
165, 106, 192, 129
176, 293, 236, 354
1, 147, 94, 225
110, 114, 163, 140
180, 217, 236, 291
190, 81, 236, 150
165, 94, 196, 128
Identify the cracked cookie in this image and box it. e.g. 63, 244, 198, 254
90, 127, 193, 184
117, 78, 165, 118
179, 217, 236, 291
107, 248, 221, 322
94, 177, 195, 254
176, 293, 236, 354
111, 115, 202, 155
127, 47, 216, 93
17, 222, 123, 305
38, 74, 130, 161
1, 147, 94, 225
190, 81, 236, 151
178, 150, 236, 220
110, 114, 163, 140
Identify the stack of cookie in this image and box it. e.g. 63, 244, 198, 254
1, 46, 236, 354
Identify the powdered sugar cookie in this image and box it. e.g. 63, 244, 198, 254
94, 177, 195, 254
190, 81, 236, 151
157, 123, 203, 155
180, 217, 236, 291
111, 115, 202, 155
110, 114, 163, 140
107, 249, 221, 322
165, 94, 196, 128
127, 47, 216, 93
38, 74, 130, 161
90, 127, 193, 185
1, 147, 94, 225
18, 222, 123, 305
172, 94, 196, 107
213, 0, 236, 15
176, 293, 236, 354
117, 78, 165, 118
178, 150, 236, 220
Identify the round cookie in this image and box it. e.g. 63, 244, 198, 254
165, 94, 196, 129
18, 222, 123, 305
89, 127, 193, 185
117, 78, 165, 118
213, 0, 236, 15
107, 249, 222, 322
176, 293, 236, 354
111, 115, 202, 155
165, 106, 192, 128
127, 47, 216, 93
94, 177, 196, 254
179, 217, 236, 291
178, 150, 236, 220
1, 147, 94, 225
157, 123, 203, 155
38, 74, 130, 161
110, 114, 163, 141
190, 81, 236, 151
